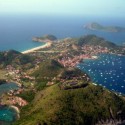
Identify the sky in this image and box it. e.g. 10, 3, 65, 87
0, 0, 125, 17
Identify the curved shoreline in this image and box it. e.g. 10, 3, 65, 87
21, 42, 51, 54
9, 105, 20, 114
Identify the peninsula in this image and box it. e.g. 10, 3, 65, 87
22, 34, 57, 54
84, 22, 125, 32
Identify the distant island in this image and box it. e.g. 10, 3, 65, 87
84, 22, 125, 32
32, 34, 57, 42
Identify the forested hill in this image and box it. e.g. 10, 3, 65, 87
77, 35, 117, 48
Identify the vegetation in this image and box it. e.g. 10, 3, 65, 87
32, 59, 64, 78
13, 84, 125, 125
0, 50, 21, 66
17, 90, 35, 103
39, 34, 57, 41
0, 70, 7, 79
32, 34, 57, 42
77, 35, 117, 48
0, 50, 35, 69
60, 68, 83, 78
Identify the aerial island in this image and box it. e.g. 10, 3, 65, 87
84, 22, 125, 32
0, 35, 125, 125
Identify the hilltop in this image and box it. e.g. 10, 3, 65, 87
32, 34, 57, 43
13, 83, 125, 125
0, 50, 36, 69
84, 22, 125, 32
77, 35, 117, 48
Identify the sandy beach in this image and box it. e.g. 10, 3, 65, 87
22, 42, 51, 54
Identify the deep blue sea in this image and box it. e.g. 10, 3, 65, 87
77, 54, 125, 95
0, 15, 125, 52
0, 14, 125, 124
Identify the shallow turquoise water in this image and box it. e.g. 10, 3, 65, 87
0, 107, 16, 122
0, 106, 18, 125
0, 83, 19, 124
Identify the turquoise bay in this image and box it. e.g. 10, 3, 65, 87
0, 83, 19, 125
0, 107, 17, 123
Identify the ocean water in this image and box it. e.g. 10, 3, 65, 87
78, 54, 125, 95
0, 15, 125, 52
0, 83, 19, 124
0, 83, 19, 95
0, 106, 17, 125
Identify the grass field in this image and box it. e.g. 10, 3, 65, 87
0, 70, 7, 79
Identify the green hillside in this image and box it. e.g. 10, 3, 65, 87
0, 50, 35, 68
13, 84, 125, 125
77, 35, 117, 48
0, 50, 21, 66
32, 34, 57, 42
32, 59, 64, 78
39, 35, 57, 41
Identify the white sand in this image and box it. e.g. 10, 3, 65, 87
9, 105, 20, 113
22, 42, 51, 54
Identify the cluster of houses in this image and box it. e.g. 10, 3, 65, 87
0, 65, 35, 107
0, 88, 28, 107
82, 45, 109, 55
5, 65, 35, 84
58, 45, 110, 67
58, 54, 91, 67
0, 65, 34, 107
6, 96, 28, 107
